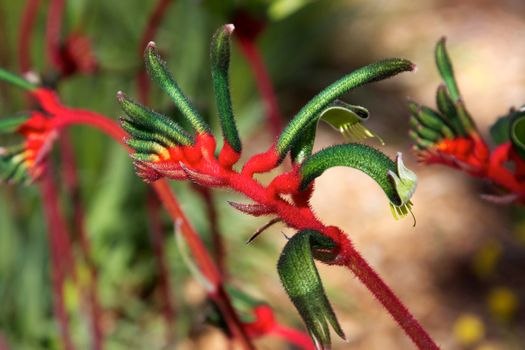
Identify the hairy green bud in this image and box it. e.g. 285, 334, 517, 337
278, 229, 344, 349
210, 24, 241, 153
144, 42, 210, 133
277, 58, 414, 158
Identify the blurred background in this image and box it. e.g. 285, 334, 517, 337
1, 0, 525, 349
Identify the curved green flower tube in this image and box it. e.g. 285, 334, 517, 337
144, 42, 210, 134
210, 24, 242, 153
276, 58, 414, 158
299, 144, 417, 219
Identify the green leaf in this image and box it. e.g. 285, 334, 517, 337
276, 58, 414, 158
210, 24, 241, 153
144, 42, 210, 134
490, 114, 511, 145
278, 229, 344, 349
435, 37, 460, 102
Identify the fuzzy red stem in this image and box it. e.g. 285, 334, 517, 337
40, 98, 254, 349
45, 0, 65, 72
152, 180, 255, 350
0, 331, 9, 350
137, 0, 173, 104
18, 0, 41, 73
146, 191, 176, 338
193, 185, 226, 275
59, 134, 103, 350
237, 36, 283, 139
39, 165, 75, 350
338, 236, 439, 349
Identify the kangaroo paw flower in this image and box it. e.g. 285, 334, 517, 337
278, 229, 345, 350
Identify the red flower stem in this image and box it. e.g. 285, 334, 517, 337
137, 0, 173, 105
39, 164, 75, 350
192, 185, 226, 275
0, 331, 9, 350
236, 36, 283, 138
45, 0, 66, 72
47, 104, 255, 349
146, 191, 176, 338
152, 180, 255, 350
59, 134, 103, 350
339, 238, 439, 349
18, 0, 41, 73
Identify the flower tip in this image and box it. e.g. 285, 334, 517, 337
224, 23, 235, 34
146, 41, 157, 52
410, 63, 418, 73
23, 71, 40, 84
116, 90, 126, 102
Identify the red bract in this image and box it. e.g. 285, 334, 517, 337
17, 111, 57, 178
416, 136, 489, 176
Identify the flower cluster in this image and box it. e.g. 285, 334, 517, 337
0, 111, 54, 184
0, 72, 115, 185
408, 38, 525, 203
117, 24, 420, 348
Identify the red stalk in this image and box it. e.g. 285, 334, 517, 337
192, 185, 226, 275
39, 163, 75, 350
18, 0, 41, 73
45, 0, 66, 72
31, 89, 255, 349
136, 0, 173, 105
338, 236, 439, 349
59, 135, 103, 350
237, 36, 283, 138
146, 191, 176, 338
152, 180, 254, 350
0, 331, 10, 350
